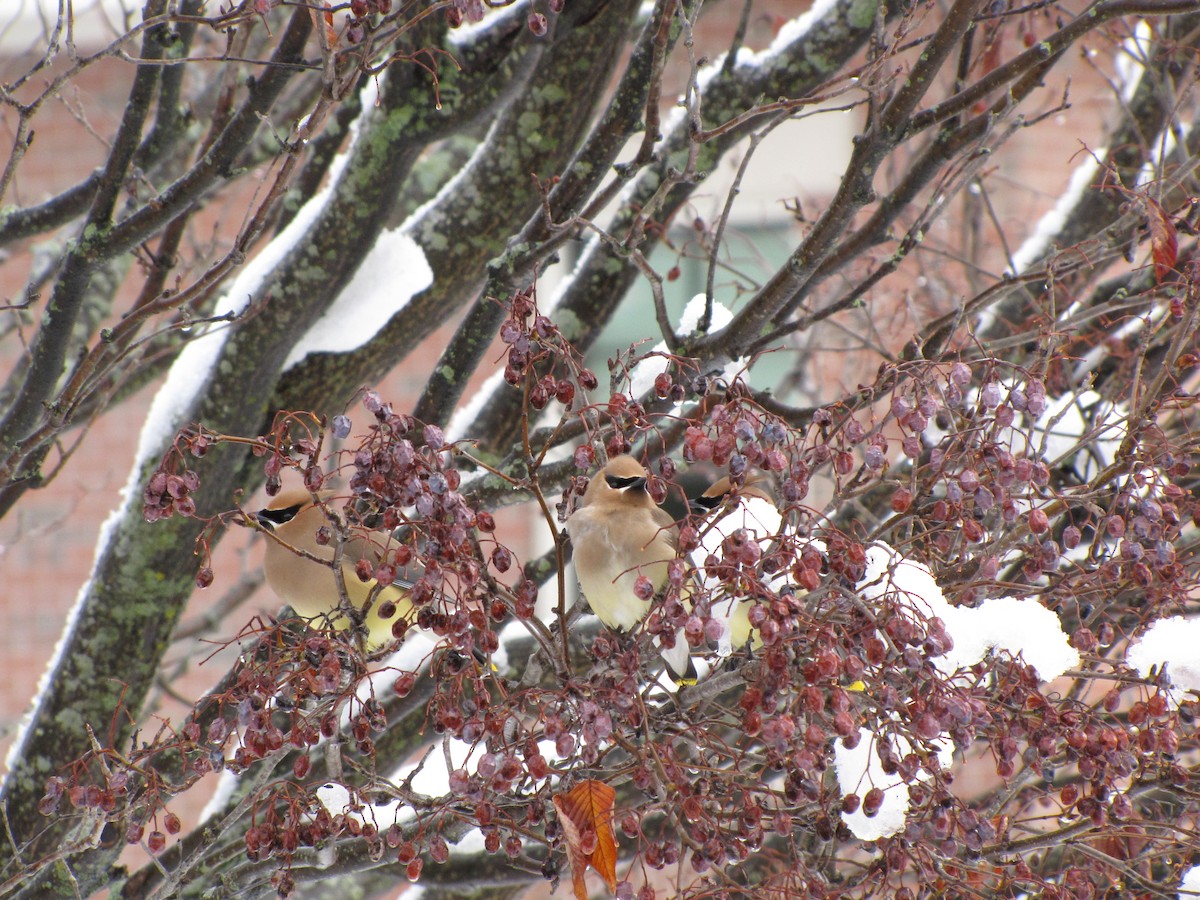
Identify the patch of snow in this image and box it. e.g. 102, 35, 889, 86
858, 542, 1078, 681
1180, 864, 1200, 898
1005, 153, 1101, 278
833, 729, 953, 841
1127, 616, 1200, 707
1115, 19, 1152, 103
744, 0, 842, 68
627, 294, 739, 400
283, 231, 432, 369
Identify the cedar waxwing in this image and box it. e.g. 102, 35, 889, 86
690, 474, 784, 654
252, 489, 416, 651
566, 455, 678, 631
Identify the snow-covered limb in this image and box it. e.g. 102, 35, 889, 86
284, 232, 432, 370
627, 294, 743, 401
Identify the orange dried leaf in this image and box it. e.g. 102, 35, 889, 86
553, 780, 618, 899
324, 6, 339, 48
1147, 199, 1178, 282
309, 3, 339, 49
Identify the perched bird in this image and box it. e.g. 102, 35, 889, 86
567, 455, 678, 632
689, 473, 784, 655
252, 489, 416, 651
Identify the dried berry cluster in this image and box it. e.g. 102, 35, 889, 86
886, 362, 1199, 626
58, 329, 1200, 898
343, 390, 505, 651
342, 0, 391, 44
499, 287, 596, 408
141, 426, 207, 522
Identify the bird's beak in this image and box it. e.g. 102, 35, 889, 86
605, 473, 648, 492
236, 509, 268, 530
